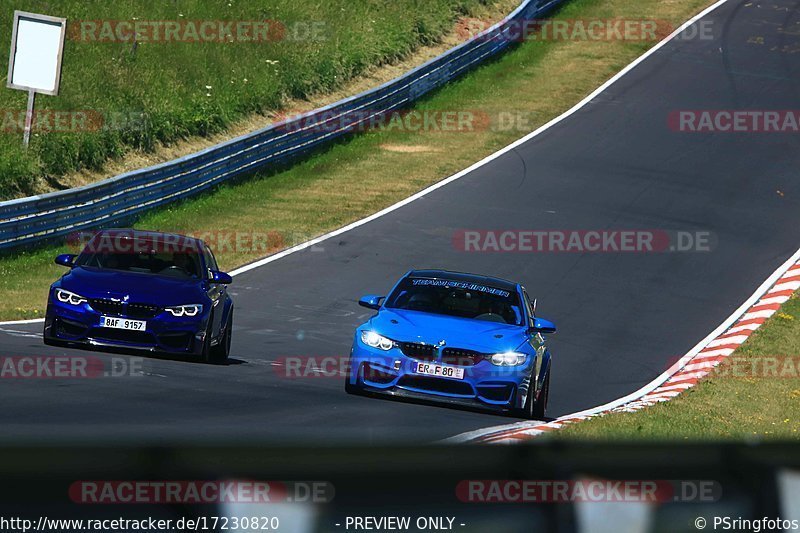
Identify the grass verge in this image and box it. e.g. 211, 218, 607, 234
0, 0, 494, 198
557, 293, 800, 439
0, 0, 714, 321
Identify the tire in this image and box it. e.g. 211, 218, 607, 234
533, 371, 550, 419
521, 370, 549, 420
43, 319, 69, 348
202, 310, 231, 365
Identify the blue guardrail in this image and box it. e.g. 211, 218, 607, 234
0, 0, 565, 252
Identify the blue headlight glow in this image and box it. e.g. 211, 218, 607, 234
55, 288, 87, 306
165, 304, 203, 317
490, 352, 527, 366
360, 331, 395, 351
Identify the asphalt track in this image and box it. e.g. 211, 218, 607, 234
1, 0, 799, 444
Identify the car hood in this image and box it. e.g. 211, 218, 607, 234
57, 266, 206, 304
365, 308, 528, 353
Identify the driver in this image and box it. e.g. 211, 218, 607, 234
476, 299, 507, 323
406, 289, 435, 311
172, 253, 197, 277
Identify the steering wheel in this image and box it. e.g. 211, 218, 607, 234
474, 312, 507, 324
159, 265, 189, 277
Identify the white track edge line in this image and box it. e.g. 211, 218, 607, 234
0, 0, 732, 335
228, 0, 732, 277
445, 246, 800, 443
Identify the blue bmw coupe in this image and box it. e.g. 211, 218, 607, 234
43, 229, 234, 364
346, 270, 555, 419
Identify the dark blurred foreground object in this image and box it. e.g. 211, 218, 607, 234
0, 443, 797, 533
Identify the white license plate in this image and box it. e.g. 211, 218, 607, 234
413, 362, 464, 379
99, 316, 146, 331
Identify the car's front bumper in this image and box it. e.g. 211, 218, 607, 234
347, 342, 533, 411
44, 300, 208, 355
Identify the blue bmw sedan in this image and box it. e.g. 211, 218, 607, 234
346, 270, 555, 419
43, 229, 234, 364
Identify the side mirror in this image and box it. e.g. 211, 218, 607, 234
529, 317, 556, 335
358, 295, 384, 311
55, 254, 76, 268
210, 271, 233, 284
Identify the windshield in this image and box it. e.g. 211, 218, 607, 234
385, 277, 523, 325
75, 250, 203, 280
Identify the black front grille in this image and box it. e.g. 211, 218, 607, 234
157, 332, 193, 351
88, 299, 161, 319
55, 317, 87, 337
126, 303, 161, 319
400, 343, 486, 366
477, 384, 515, 403
399, 342, 437, 361
91, 328, 154, 345
441, 348, 485, 366
398, 376, 474, 396
89, 299, 123, 316
362, 363, 397, 384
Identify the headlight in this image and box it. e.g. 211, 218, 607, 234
490, 352, 527, 366
165, 304, 203, 317
55, 288, 87, 306
360, 331, 395, 351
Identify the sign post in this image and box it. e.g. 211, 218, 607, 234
23, 89, 35, 147
6, 11, 67, 148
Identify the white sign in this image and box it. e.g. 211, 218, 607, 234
7, 11, 67, 96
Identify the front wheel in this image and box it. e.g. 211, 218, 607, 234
43, 319, 70, 349
533, 371, 550, 419
202, 311, 232, 365
521, 370, 549, 420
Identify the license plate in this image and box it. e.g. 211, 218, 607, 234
99, 316, 146, 331
413, 362, 464, 379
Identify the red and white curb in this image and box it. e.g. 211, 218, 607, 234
447, 255, 800, 444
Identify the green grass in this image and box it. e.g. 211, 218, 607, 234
0, 0, 495, 198
0, 0, 713, 320
557, 294, 800, 440
6, 0, 791, 442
